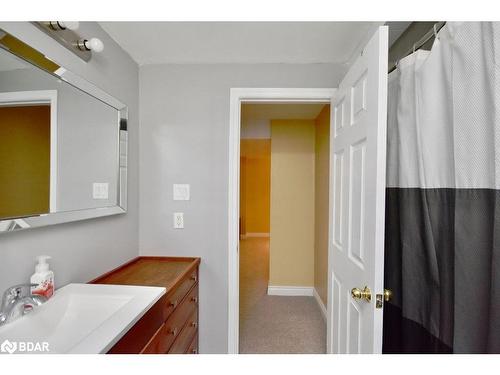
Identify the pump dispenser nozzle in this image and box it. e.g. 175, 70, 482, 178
35, 255, 51, 273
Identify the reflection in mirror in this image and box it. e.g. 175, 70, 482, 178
0, 99, 53, 219
0, 29, 127, 233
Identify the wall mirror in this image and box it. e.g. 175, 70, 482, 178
0, 28, 127, 233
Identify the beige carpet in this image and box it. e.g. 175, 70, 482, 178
239, 237, 326, 354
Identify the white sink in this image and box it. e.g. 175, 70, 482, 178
0, 283, 165, 354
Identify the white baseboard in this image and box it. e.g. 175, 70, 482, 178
313, 288, 327, 322
267, 285, 314, 296
246, 232, 270, 238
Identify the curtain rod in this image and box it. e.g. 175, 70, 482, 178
388, 21, 446, 73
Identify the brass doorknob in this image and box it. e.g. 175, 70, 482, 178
351, 286, 371, 302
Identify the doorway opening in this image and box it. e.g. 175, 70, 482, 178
227, 88, 336, 354
238, 102, 331, 353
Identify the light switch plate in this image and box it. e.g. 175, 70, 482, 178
173, 184, 190, 201
93, 183, 109, 199
173, 212, 184, 229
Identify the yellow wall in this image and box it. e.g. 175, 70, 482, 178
0, 105, 51, 218
269, 119, 315, 287
314, 105, 330, 305
240, 139, 271, 234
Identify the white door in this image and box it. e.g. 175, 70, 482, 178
327, 26, 388, 354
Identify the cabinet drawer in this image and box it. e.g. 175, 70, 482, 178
140, 322, 168, 354
168, 309, 198, 354
141, 283, 198, 354
163, 268, 198, 320
186, 334, 198, 354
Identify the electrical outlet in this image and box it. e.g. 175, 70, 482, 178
173, 212, 184, 229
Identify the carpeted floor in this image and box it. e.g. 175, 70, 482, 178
239, 237, 326, 354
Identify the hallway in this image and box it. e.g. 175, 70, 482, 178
239, 237, 326, 353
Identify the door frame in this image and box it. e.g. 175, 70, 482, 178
227, 87, 336, 353
0, 90, 58, 213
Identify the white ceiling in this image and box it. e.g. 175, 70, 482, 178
99, 22, 385, 65
242, 103, 326, 121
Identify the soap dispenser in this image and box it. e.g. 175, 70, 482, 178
30, 255, 55, 299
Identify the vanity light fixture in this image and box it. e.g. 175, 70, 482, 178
32, 21, 104, 62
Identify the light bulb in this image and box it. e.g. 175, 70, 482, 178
60, 21, 80, 31
84, 38, 104, 53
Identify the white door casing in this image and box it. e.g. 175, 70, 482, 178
327, 26, 388, 353
227, 88, 335, 353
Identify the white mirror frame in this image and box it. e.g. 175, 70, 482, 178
0, 28, 128, 233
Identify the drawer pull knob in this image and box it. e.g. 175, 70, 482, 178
190, 275, 197, 282
191, 322, 197, 328
191, 297, 198, 303
168, 327, 178, 336
169, 300, 178, 308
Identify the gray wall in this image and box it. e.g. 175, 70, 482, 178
139, 63, 344, 353
0, 23, 139, 294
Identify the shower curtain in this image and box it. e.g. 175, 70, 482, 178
383, 22, 500, 353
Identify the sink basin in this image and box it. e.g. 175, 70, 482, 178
0, 283, 165, 353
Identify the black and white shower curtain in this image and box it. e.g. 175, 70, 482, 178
383, 22, 500, 353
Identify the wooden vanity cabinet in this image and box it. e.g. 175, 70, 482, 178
90, 256, 200, 354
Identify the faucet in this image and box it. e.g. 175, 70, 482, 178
0, 284, 47, 326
